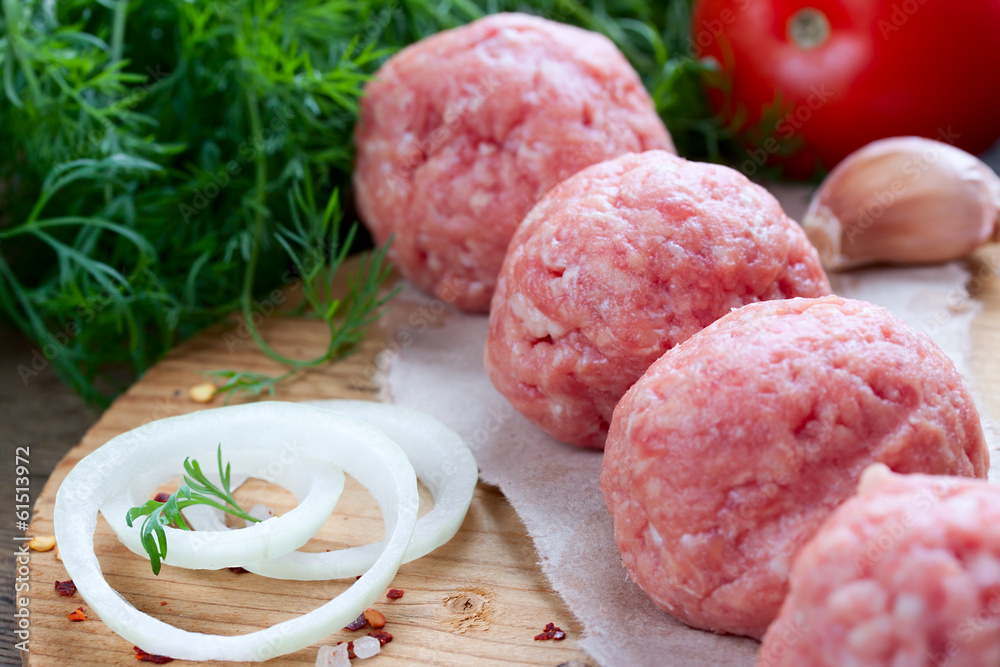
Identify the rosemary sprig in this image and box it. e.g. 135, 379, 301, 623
126, 445, 258, 575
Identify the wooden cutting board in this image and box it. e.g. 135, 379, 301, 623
24, 246, 1000, 666
23, 259, 590, 666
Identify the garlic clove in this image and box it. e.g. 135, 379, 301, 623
802, 136, 1000, 270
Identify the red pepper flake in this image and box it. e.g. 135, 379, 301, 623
335, 641, 356, 659
54, 579, 76, 597
534, 622, 566, 641
228, 566, 249, 574
368, 630, 393, 646
153, 492, 170, 503
133, 646, 174, 663
364, 607, 386, 629
67, 607, 87, 622
386, 588, 404, 599
160, 601, 168, 606
344, 612, 369, 631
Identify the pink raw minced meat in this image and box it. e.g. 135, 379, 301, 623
353, 12, 673, 312
485, 150, 830, 448
600, 296, 989, 639
760, 465, 1000, 667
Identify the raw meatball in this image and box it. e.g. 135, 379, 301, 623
600, 296, 988, 638
353, 13, 673, 312
485, 150, 830, 448
760, 466, 1000, 667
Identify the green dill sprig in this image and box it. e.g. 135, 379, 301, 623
205, 185, 398, 403
125, 445, 258, 575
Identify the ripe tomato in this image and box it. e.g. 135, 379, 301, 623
692, 0, 1000, 177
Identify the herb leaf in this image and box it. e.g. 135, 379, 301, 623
125, 445, 259, 575
207, 186, 398, 403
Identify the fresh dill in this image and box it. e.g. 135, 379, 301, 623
0, 0, 722, 405
206, 187, 397, 402
125, 445, 258, 575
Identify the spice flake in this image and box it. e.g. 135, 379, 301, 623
345, 612, 368, 631
534, 622, 566, 641
134, 646, 174, 663
364, 607, 386, 629
368, 630, 393, 646
54, 579, 76, 597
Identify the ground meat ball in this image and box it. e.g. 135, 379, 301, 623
760, 466, 1000, 667
353, 13, 673, 312
485, 150, 831, 448
600, 296, 988, 638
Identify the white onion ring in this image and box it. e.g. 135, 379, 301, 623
53, 402, 418, 662
198, 400, 478, 580
99, 452, 345, 570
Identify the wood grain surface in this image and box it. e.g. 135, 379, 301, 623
21, 260, 590, 666
20, 245, 1000, 667
969, 245, 1000, 425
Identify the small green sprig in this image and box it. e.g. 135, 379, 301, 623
205, 186, 398, 403
126, 445, 259, 575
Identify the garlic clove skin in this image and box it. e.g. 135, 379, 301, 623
802, 136, 1000, 271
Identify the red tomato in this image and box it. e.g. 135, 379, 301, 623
692, 0, 1000, 177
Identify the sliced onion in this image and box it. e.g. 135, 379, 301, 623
189, 400, 479, 580
177, 471, 251, 532
53, 402, 418, 662
100, 452, 345, 570
307, 400, 478, 566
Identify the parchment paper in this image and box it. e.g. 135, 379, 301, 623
380, 185, 1000, 666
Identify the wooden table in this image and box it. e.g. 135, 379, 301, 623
22, 261, 591, 666
22, 244, 1000, 666
969, 245, 1000, 421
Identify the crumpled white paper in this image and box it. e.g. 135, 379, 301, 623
380, 185, 999, 666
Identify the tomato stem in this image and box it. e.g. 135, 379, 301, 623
787, 8, 830, 50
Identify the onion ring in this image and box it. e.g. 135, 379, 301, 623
53, 402, 418, 662
212, 400, 478, 580
100, 451, 345, 570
